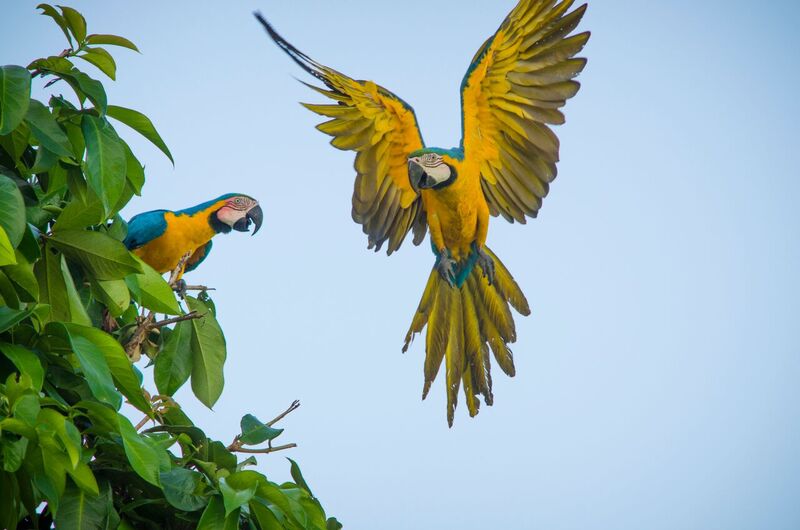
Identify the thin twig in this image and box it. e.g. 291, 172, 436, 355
151, 311, 204, 329
134, 415, 150, 431
125, 252, 192, 361
227, 401, 301, 452
184, 285, 215, 292
233, 443, 297, 455
267, 400, 301, 427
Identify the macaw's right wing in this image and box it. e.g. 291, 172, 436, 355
255, 14, 427, 255
124, 210, 168, 250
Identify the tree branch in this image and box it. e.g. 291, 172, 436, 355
233, 443, 297, 455
150, 311, 204, 329
268, 400, 301, 427
227, 400, 301, 452
124, 252, 192, 361
183, 285, 215, 292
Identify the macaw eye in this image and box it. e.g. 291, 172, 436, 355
235, 198, 244, 205
423, 153, 437, 164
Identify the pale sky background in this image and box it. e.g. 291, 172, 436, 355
3, 1, 800, 528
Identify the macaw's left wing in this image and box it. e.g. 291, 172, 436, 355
461, 0, 589, 223
255, 14, 427, 255
185, 241, 212, 273
124, 210, 168, 250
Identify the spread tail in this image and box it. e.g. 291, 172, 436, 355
403, 246, 530, 426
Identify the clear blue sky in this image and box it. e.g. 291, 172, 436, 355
3, 1, 800, 528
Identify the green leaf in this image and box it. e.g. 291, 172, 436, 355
79, 48, 116, 80
187, 296, 226, 408
61, 70, 107, 114
0, 225, 16, 266
13, 394, 40, 426
118, 415, 161, 487
220, 475, 257, 517
160, 468, 209, 511
57, 5, 87, 43
0, 121, 30, 164
37, 4, 74, 47
55, 483, 108, 530
154, 320, 193, 396
0, 343, 44, 391
4, 249, 39, 302
49, 322, 120, 409
86, 34, 139, 52
239, 414, 283, 446
2, 437, 28, 473
198, 496, 239, 530
125, 256, 181, 315
63, 324, 151, 414
81, 115, 126, 211
107, 105, 173, 164
326, 517, 343, 530
60, 254, 92, 326
34, 244, 70, 323
0, 65, 31, 135
30, 145, 59, 173
48, 229, 142, 280
288, 458, 314, 497
0, 306, 31, 333
0, 175, 25, 247
250, 499, 284, 530
24, 99, 73, 158
37, 408, 81, 469
122, 141, 144, 194
90, 278, 129, 317
17, 224, 41, 263
55, 192, 105, 230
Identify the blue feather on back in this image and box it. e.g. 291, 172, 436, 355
124, 210, 168, 250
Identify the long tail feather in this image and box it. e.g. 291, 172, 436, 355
403, 245, 529, 425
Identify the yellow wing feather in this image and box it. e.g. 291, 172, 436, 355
461, 0, 589, 223
256, 15, 427, 254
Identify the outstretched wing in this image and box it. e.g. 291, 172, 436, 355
256, 14, 427, 254
461, 0, 589, 223
124, 210, 168, 250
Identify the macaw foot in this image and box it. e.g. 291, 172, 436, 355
435, 253, 457, 287
173, 279, 187, 299
476, 246, 495, 285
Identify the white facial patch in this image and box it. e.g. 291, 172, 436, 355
425, 162, 451, 184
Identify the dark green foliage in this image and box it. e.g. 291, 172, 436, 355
0, 5, 338, 528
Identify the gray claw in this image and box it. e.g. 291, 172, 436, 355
173, 279, 188, 299
476, 247, 495, 285
436, 254, 457, 286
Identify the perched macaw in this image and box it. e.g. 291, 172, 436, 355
257, 0, 588, 425
124, 194, 263, 281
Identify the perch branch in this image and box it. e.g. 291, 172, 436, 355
124, 252, 192, 361
150, 311, 204, 329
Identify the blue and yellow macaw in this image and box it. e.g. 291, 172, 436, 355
257, 0, 588, 425
124, 194, 263, 283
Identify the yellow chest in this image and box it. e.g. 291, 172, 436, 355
133, 212, 216, 273
421, 161, 487, 254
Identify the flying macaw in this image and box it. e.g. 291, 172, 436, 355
257, 0, 588, 425
124, 194, 263, 286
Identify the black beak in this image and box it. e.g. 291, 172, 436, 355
408, 160, 426, 191
233, 204, 264, 235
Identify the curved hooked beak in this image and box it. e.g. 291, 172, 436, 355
233, 204, 264, 235
408, 159, 427, 191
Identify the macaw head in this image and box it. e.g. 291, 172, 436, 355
407, 148, 460, 192
212, 194, 263, 235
